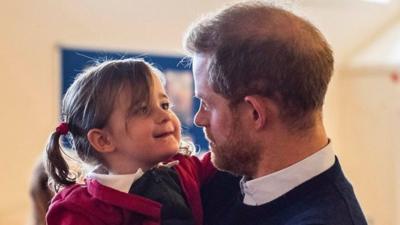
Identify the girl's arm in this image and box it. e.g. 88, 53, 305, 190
195, 152, 216, 185
172, 152, 215, 225
173, 151, 216, 187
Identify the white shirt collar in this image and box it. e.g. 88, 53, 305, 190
86, 160, 179, 193
240, 142, 335, 206
87, 168, 144, 193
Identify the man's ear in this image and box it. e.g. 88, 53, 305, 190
87, 128, 115, 153
243, 95, 279, 130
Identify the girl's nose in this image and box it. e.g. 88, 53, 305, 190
155, 108, 171, 124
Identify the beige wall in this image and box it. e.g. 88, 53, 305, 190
0, 1, 397, 225
334, 68, 400, 225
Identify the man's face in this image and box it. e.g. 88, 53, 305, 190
192, 54, 261, 176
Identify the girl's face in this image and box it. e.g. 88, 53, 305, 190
104, 74, 181, 173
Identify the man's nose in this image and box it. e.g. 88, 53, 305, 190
194, 109, 207, 127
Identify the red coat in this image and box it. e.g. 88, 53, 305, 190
46, 153, 215, 225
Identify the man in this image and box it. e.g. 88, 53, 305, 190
184, 1, 367, 225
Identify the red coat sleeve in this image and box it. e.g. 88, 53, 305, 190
196, 152, 216, 185
173, 151, 216, 186
172, 152, 216, 225
47, 201, 102, 225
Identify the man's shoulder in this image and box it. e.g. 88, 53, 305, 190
279, 159, 368, 225
201, 160, 368, 225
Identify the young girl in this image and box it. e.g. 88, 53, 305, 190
45, 58, 215, 225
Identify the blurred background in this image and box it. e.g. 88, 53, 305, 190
0, 0, 399, 224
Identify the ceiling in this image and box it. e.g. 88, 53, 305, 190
193, 0, 400, 68
293, 0, 400, 67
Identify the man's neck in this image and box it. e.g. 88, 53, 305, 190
252, 124, 329, 179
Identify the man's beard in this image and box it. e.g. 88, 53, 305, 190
208, 118, 262, 178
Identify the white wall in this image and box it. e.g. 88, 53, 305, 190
342, 17, 400, 225
0, 0, 396, 224
335, 68, 400, 225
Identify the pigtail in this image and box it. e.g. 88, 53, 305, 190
45, 131, 75, 192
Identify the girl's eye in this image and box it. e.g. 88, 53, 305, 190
161, 102, 170, 110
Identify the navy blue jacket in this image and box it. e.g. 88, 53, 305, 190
201, 158, 368, 225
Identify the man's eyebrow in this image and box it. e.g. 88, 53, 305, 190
195, 94, 212, 104
194, 93, 205, 100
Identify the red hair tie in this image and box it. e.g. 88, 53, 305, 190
56, 122, 69, 135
